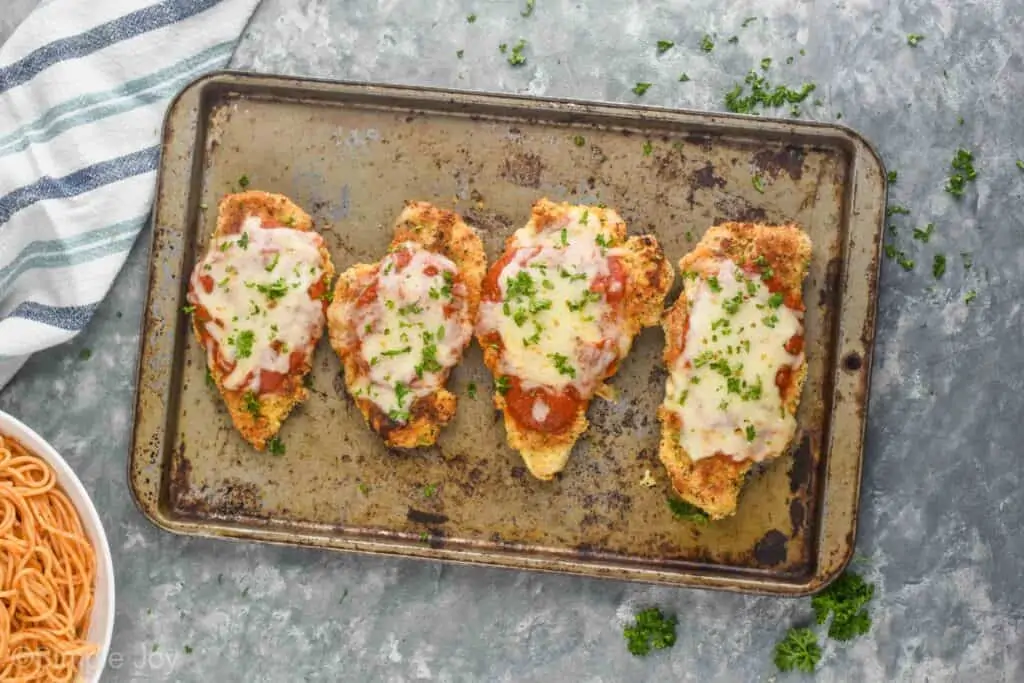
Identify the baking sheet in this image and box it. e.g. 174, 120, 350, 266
130, 71, 884, 595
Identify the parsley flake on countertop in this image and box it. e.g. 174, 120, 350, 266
964, 289, 978, 304
774, 628, 821, 673
642, 140, 653, 156
724, 70, 816, 114
632, 82, 652, 96
657, 39, 674, 54
933, 253, 947, 279
423, 483, 438, 497
760, 57, 772, 71
907, 33, 925, 47
887, 170, 897, 184
886, 205, 910, 217
945, 148, 977, 198
699, 34, 714, 52
238, 174, 250, 188
728, 35, 739, 44
742, 16, 758, 27
572, 134, 586, 146
79, 348, 92, 361
456, 49, 464, 59
752, 175, 766, 193
467, 382, 477, 399
521, 0, 535, 17
678, 73, 691, 82
467, 13, 477, 23
1017, 159, 1024, 171
811, 570, 875, 641
507, 39, 527, 66
624, 608, 678, 656
912, 223, 934, 243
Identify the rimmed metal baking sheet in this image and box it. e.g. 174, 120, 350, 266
129, 71, 884, 595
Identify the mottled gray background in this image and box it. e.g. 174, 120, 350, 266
2, 0, 1023, 681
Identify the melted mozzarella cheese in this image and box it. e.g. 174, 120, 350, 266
190, 215, 326, 392
347, 242, 471, 421
663, 259, 802, 463
477, 210, 625, 393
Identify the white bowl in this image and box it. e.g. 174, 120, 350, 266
0, 410, 114, 683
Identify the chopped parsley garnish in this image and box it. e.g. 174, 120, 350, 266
906, 33, 925, 47
667, 498, 709, 524
678, 73, 691, 82
233, 330, 255, 358
912, 223, 934, 243
624, 608, 678, 656
811, 571, 875, 641
774, 628, 821, 673
567, 290, 602, 311
520, 0, 535, 17
745, 424, 756, 441
752, 175, 766, 193
722, 293, 744, 314
467, 382, 478, 399
548, 353, 576, 378
699, 34, 714, 52
217, 276, 230, 288
256, 278, 289, 301
573, 134, 586, 147
580, 209, 590, 225
381, 346, 412, 357
205, 368, 215, 389
182, 304, 196, 314
507, 39, 527, 66
505, 271, 537, 299
388, 409, 410, 423
559, 267, 587, 281
642, 140, 653, 156
595, 233, 611, 248
495, 376, 511, 395
320, 290, 334, 303
560, 228, 569, 246
238, 232, 250, 249
964, 289, 977, 304
766, 293, 783, 308
265, 254, 280, 272
267, 436, 285, 456
238, 174, 250, 188
760, 57, 772, 71
394, 382, 411, 408
724, 70, 816, 115
398, 302, 424, 316
932, 253, 946, 279
656, 40, 674, 54
886, 205, 910, 216
632, 82, 652, 96
887, 170, 897, 184
423, 483, 438, 497
243, 391, 261, 417
945, 148, 977, 198
708, 276, 722, 293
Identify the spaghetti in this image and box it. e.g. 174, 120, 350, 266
0, 433, 97, 682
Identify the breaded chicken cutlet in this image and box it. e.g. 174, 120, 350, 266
326, 202, 486, 448
476, 199, 673, 480
186, 191, 335, 450
657, 222, 811, 519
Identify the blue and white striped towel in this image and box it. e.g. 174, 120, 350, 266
0, 0, 262, 388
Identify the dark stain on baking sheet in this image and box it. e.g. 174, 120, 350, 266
501, 152, 543, 187
789, 434, 813, 493
754, 530, 789, 566
820, 257, 843, 308
753, 146, 807, 180
130, 75, 882, 595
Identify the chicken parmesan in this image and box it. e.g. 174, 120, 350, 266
327, 202, 485, 448
477, 199, 672, 480
186, 191, 335, 450
657, 222, 811, 520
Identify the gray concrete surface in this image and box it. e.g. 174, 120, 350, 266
2, 0, 1022, 680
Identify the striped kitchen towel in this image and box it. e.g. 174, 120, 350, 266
0, 0, 262, 389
